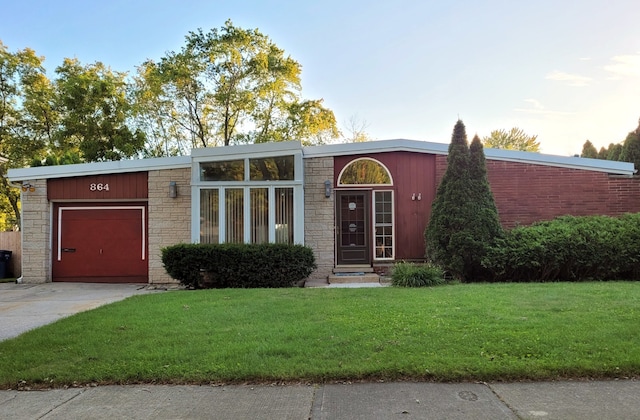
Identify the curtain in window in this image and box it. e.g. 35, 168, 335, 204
225, 188, 244, 243
275, 187, 294, 244
200, 189, 219, 244
250, 188, 268, 244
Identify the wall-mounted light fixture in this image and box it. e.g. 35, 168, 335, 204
324, 180, 332, 198
169, 181, 177, 198
21, 183, 35, 192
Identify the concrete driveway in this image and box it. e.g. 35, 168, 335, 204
0, 282, 159, 341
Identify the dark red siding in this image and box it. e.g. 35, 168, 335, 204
435, 155, 640, 228
48, 172, 148, 200
334, 152, 437, 260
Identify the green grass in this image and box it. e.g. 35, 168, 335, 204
1, 282, 639, 389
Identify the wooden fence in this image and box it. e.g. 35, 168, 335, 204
0, 232, 21, 278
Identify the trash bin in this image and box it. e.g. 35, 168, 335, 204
0, 250, 12, 278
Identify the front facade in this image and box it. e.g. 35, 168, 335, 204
9, 140, 640, 284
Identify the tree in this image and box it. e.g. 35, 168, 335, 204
342, 115, 370, 143
0, 42, 52, 229
467, 135, 503, 280
132, 20, 338, 153
482, 127, 540, 152
580, 140, 598, 158
425, 121, 502, 281
55, 58, 145, 161
425, 120, 474, 280
620, 118, 640, 170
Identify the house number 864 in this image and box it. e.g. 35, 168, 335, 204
89, 183, 110, 191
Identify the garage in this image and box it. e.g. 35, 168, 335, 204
48, 172, 149, 283
52, 204, 147, 282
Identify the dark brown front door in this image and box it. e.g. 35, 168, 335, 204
52, 205, 148, 283
336, 191, 370, 265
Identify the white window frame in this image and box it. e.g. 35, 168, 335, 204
372, 190, 395, 261
191, 143, 304, 245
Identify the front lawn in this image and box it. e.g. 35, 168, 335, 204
0, 282, 638, 388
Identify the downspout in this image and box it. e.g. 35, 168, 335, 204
6, 180, 24, 283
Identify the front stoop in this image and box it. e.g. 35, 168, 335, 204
328, 266, 380, 284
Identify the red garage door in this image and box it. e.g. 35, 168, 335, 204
52, 205, 148, 283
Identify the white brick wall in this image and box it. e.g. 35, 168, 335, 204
20, 179, 50, 283
303, 157, 335, 282
148, 168, 191, 284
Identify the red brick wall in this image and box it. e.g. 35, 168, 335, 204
435, 155, 640, 228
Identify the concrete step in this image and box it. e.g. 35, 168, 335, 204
332, 266, 374, 274
328, 273, 380, 284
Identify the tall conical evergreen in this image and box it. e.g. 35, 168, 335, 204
425, 120, 474, 280
467, 135, 503, 280
425, 122, 502, 281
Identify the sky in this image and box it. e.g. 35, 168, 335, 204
2, 0, 639, 156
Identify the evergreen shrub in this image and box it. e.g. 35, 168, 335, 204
483, 214, 640, 282
162, 243, 317, 288
391, 262, 445, 287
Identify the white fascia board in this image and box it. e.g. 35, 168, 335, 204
302, 139, 449, 158
303, 139, 635, 176
191, 141, 303, 161
483, 147, 635, 175
7, 155, 192, 182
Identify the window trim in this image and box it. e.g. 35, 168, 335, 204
191, 145, 304, 245
337, 157, 394, 187
372, 190, 395, 261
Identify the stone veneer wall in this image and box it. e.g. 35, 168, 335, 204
147, 168, 191, 284
304, 156, 334, 283
20, 179, 50, 283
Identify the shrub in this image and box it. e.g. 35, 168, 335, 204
162, 243, 317, 288
483, 213, 640, 282
391, 262, 445, 287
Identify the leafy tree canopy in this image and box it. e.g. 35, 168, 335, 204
482, 127, 540, 152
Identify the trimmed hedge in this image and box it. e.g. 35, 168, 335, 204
482, 214, 640, 282
162, 243, 317, 288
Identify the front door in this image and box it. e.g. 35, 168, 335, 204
336, 191, 370, 265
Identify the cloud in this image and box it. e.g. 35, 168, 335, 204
545, 71, 593, 87
604, 53, 640, 79
515, 99, 575, 116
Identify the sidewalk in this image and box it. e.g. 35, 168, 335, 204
1, 379, 638, 419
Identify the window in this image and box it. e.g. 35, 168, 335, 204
250, 188, 268, 244
250, 156, 294, 180
338, 158, 392, 186
225, 189, 244, 243
194, 148, 303, 245
200, 189, 219, 243
374, 191, 394, 259
200, 159, 244, 181
275, 188, 294, 244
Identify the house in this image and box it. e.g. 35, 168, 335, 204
7, 139, 640, 285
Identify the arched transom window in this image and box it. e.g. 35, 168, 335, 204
338, 158, 393, 186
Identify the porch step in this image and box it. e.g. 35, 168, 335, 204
332, 265, 374, 274
328, 272, 380, 284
